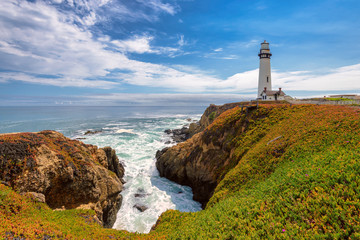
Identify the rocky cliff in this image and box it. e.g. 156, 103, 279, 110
162, 102, 255, 146
2, 104, 360, 239
0, 130, 124, 228
156, 103, 261, 207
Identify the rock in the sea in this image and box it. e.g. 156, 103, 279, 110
134, 188, 150, 198
84, 130, 102, 135
134, 193, 148, 198
164, 126, 190, 143
0, 130, 124, 228
133, 204, 148, 212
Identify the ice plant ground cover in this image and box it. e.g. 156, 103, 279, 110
1, 104, 360, 239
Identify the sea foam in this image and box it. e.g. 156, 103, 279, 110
81, 116, 202, 233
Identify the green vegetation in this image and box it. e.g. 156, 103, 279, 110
309, 97, 355, 102
325, 97, 353, 101
0, 184, 138, 239
208, 111, 217, 121
1, 104, 360, 239
152, 104, 360, 239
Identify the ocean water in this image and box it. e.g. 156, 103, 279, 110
0, 106, 205, 233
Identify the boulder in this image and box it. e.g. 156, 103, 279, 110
0, 130, 124, 228
133, 204, 148, 212
84, 130, 102, 135
164, 126, 190, 143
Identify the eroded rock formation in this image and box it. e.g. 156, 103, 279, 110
156, 103, 259, 208
0, 130, 124, 228
163, 102, 251, 146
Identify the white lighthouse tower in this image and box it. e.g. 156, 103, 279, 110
258, 40, 272, 98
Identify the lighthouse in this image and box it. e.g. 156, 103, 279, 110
258, 40, 272, 98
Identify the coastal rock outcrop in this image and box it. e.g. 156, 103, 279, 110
0, 130, 124, 228
164, 127, 191, 143
198, 102, 255, 131
156, 103, 259, 208
156, 133, 219, 207
163, 102, 252, 145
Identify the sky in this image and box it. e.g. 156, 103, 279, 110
0, 0, 359, 106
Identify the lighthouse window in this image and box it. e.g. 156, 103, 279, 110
267, 77, 269, 82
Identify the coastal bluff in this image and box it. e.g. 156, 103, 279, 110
156, 102, 360, 210
156, 101, 262, 207
0, 130, 124, 228
1, 103, 360, 239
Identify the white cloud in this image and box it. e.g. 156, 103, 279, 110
233, 39, 260, 49
273, 64, 360, 91
1, 72, 118, 89
110, 35, 182, 56
52, 0, 64, 4
0, 0, 359, 97
204, 52, 238, 60
136, 0, 178, 15
177, 34, 186, 47
219, 55, 238, 60
112, 36, 154, 54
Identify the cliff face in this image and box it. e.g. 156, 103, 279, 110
0, 130, 124, 228
152, 104, 360, 239
156, 104, 262, 207
156, 102, 317, 207
2, 105, 360, 239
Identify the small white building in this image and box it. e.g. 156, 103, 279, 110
260, 87, 286, 101
257, 40, 287, 101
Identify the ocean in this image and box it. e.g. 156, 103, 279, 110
0, 106, 206, 233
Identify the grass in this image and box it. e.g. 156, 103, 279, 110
325, 97, 354, 101
1, 104, 360, 239
208, 111, 217, 121
0, 183, 136, 239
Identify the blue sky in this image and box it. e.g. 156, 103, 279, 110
0, 0, 359, 106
